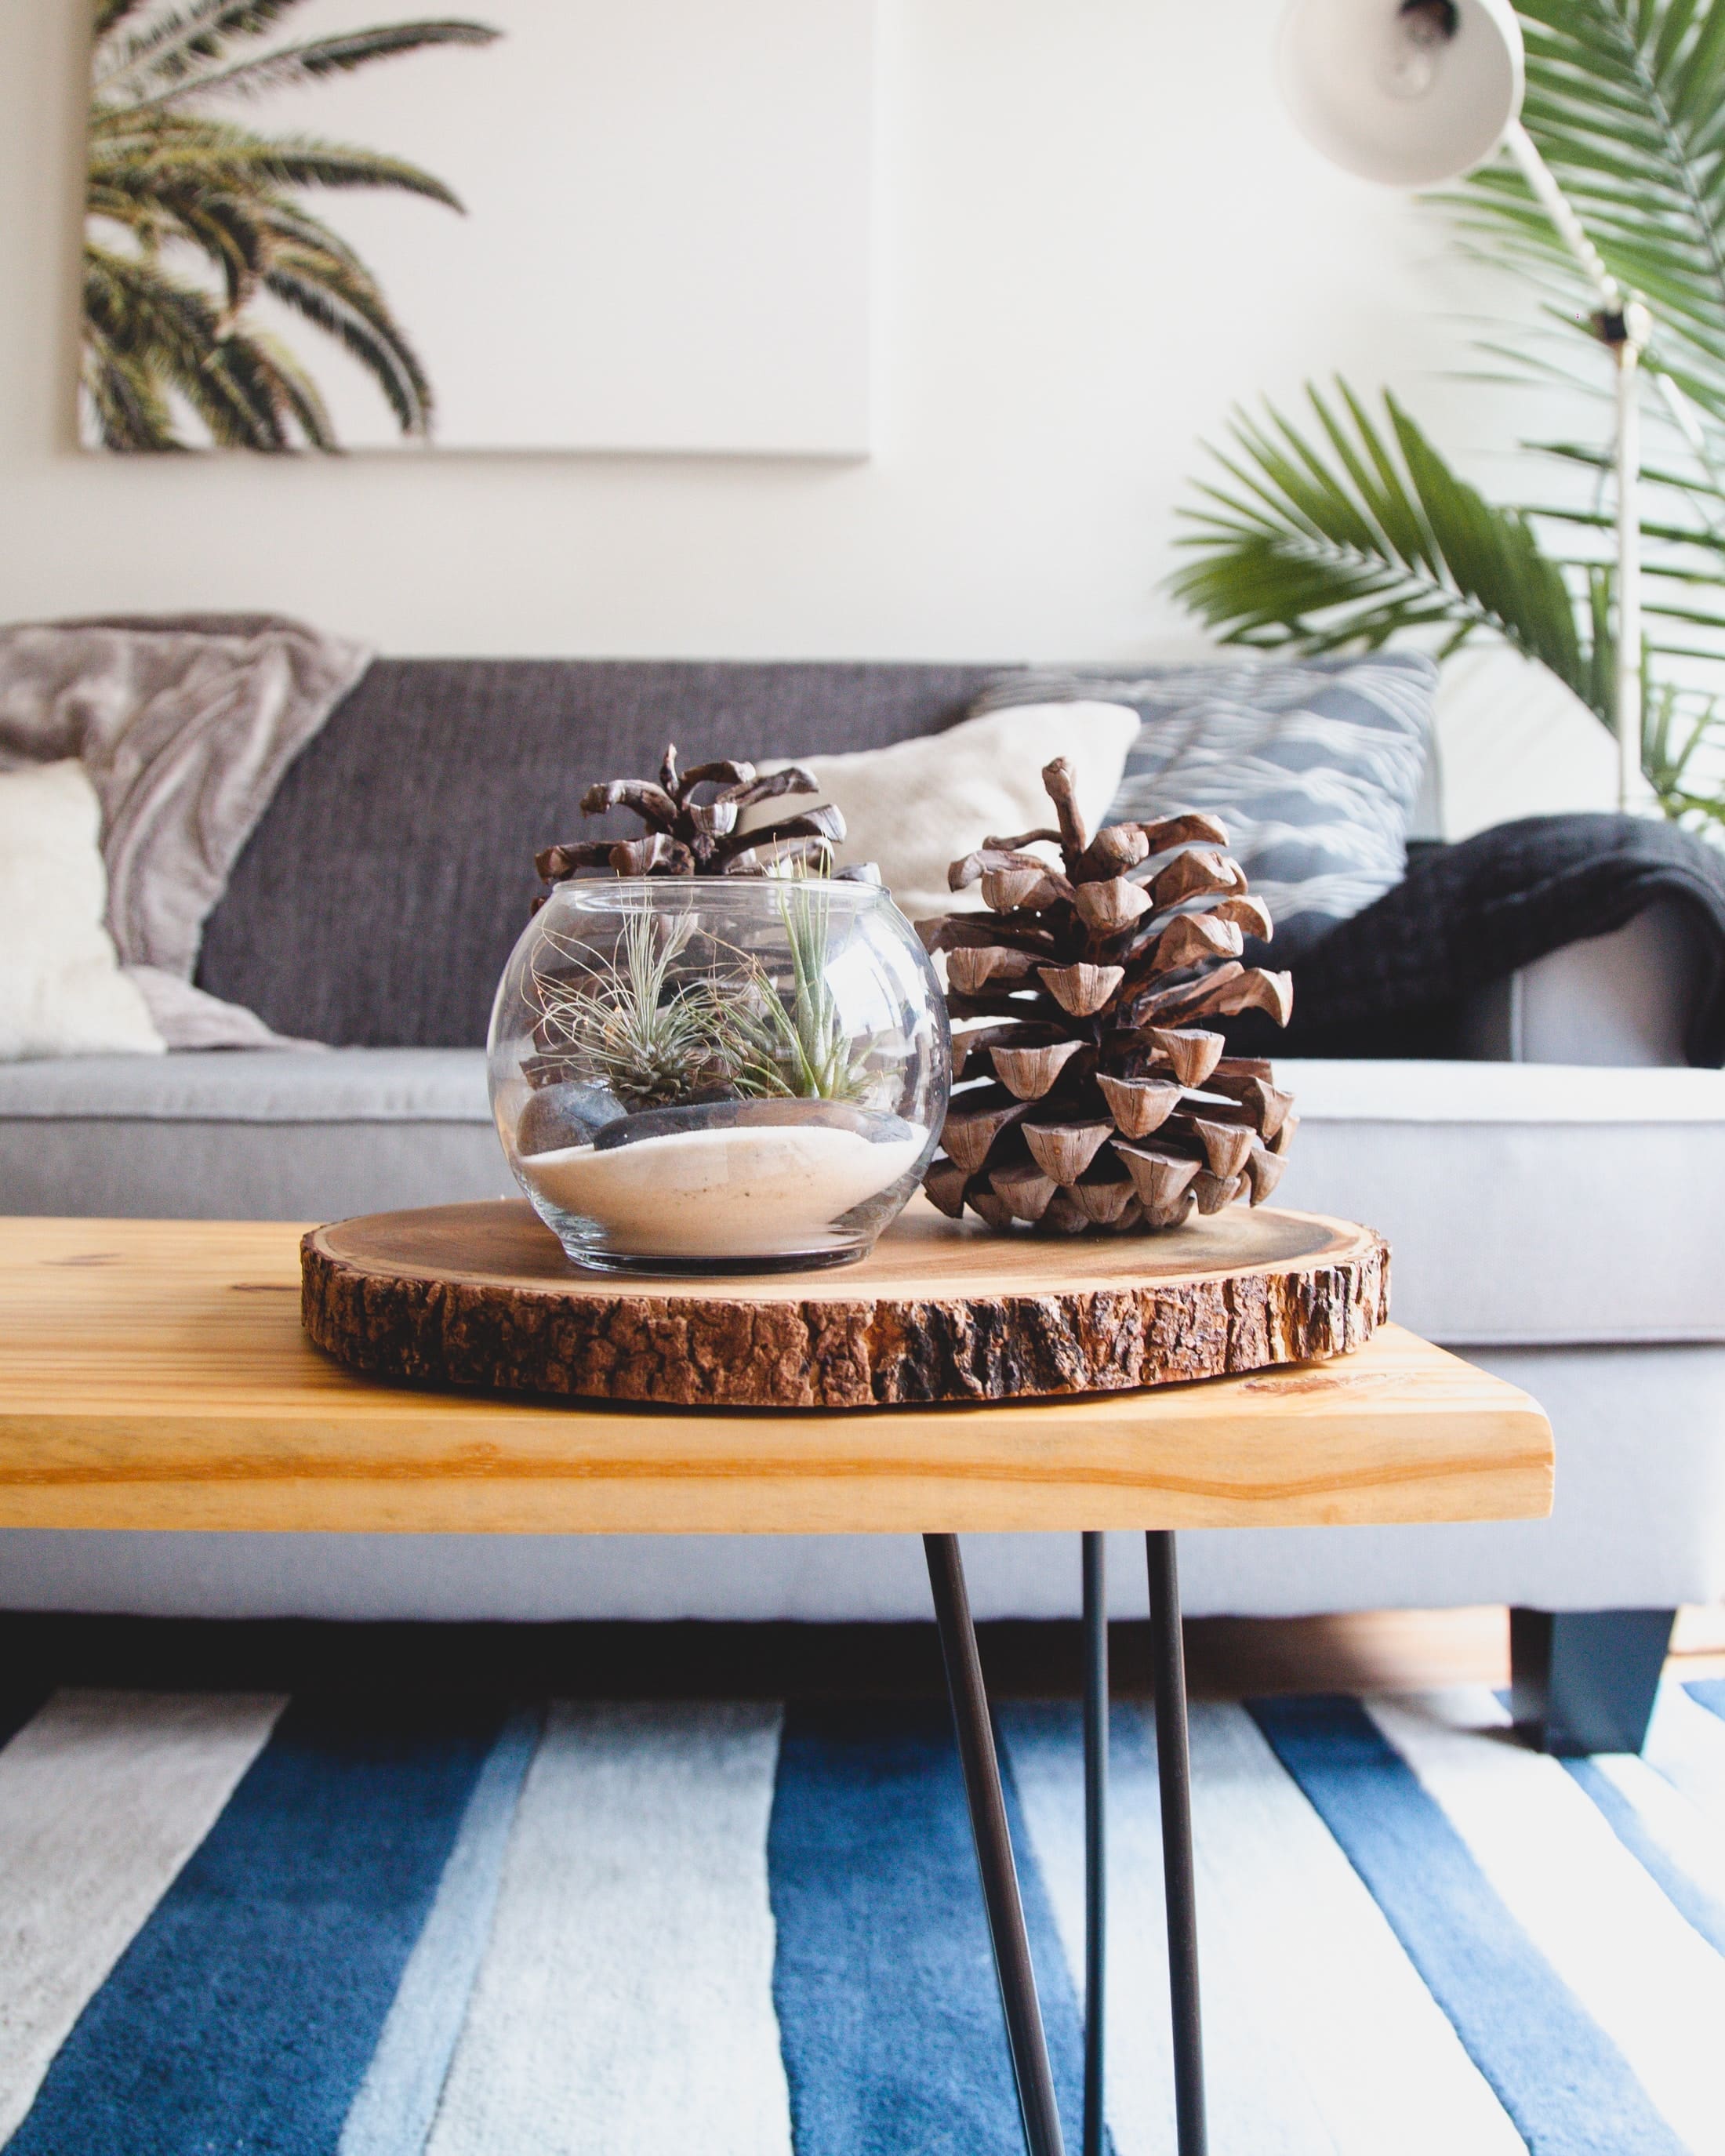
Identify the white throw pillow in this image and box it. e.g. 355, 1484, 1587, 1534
0, 760, 166, 1060
746, 702, 1142, 924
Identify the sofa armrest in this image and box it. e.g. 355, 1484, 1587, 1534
1458, 898, 1707, 1065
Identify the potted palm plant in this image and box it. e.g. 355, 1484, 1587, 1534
1171, 1, 1725, 837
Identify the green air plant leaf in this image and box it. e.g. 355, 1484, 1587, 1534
528, 911, 739, 1113
83, 2, 501, 450
1171, 381, 1596, 703
526, 893, 878, 1113
724, 878, 879, 1104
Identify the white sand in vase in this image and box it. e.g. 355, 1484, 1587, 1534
519, 1122, 928, 1260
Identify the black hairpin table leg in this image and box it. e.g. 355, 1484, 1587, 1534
1081, 1531, 1108, 2156
1146, 1530, 1208, 2156
924, 1532, 1067, 2156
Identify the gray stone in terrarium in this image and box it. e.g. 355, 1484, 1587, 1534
516, 1081, 626, 1158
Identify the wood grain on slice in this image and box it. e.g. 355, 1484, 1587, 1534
0, 1216, 1549, 1537
296, 1196, 1390, 1410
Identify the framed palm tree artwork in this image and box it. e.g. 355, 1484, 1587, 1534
83, 0, 876, 456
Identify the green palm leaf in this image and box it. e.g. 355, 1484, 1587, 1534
1170, 8, 1725, 828
94, 2, 314, 99
90, 111, 468, 209
125, 22, 501, 111
82, 324, 180, 451
93, 0, 153, 37
1171, 383, 1596, 706
84, 241, 335, 448
1440, 2, 1725, 426
264, 233, 434, 432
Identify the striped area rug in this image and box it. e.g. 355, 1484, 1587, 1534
2, 1680, 1723, 2154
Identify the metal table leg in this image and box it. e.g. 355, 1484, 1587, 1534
1081, 1532, 1108, 2156
924, 1532, 1067, 2156
1146, 1530, 1208, 2156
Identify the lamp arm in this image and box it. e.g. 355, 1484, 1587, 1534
1614, 337, 1645, 814
1503, 121, 1622, 313
1505, 120, 1647, 810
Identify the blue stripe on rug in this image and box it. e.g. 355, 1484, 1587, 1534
1688, 1679, 1725, 1724
1562, 1755, 1725, 1963
337, 1706, 540, 2156
1250, 1693, 1688, 2156
768, 1700, 1092, 2156
5, 1696, 504, 2156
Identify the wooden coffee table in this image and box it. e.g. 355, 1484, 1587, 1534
0, 1213, 1552, 2156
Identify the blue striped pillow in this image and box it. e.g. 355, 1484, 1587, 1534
975, 653, 1437, 949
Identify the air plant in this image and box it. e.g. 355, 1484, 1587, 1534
528, 909, 735, 1111
724, 877, 880, 1104
526, 889, 880, 1112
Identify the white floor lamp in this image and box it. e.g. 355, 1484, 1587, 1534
1276, 0, 1651, 813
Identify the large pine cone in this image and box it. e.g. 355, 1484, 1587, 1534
919, 758, 1296, 1234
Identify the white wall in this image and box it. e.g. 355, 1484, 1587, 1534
2, 0, 1521, 659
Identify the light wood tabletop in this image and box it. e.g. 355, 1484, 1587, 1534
0, 1216, 1554, 1537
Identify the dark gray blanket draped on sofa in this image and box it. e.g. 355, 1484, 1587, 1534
1271, 814, 1725, 1067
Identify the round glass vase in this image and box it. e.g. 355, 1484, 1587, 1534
487, 877, 950, 1274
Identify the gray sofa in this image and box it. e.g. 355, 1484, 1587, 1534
4, 658, 1723, 1748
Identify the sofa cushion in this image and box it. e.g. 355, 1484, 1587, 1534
1274, 1059, 1725, 1346
5, 1050, 1721, 1347
194, 660, 995, 1051
0, 762, 163, 1062
745, 702, 1141, 920
0, 1050, 502, 1222
973, 652, 1436, 953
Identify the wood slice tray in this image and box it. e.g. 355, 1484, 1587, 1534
301, 1197, 1389, 1410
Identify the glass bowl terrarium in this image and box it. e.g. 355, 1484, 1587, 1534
488, 876, 950, 1273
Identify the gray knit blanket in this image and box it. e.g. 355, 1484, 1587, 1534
0, 615, 370, 1047
1251, 813, 1725, 1066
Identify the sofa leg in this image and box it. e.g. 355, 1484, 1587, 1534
1509, 1608, 1676, 1755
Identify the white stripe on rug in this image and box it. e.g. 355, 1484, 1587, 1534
422, 1702, 790, 2156
1002, 1700, 1336, 2156
0, 1688, 284, 2146
1587, 1748, 1725, 1936
1182, 1702, 1525, 2156
1646, 1683, 1725, 1822
1003, 1700, 1523, 2156
1370, 1686, 1725, 2156
339, 1708, 542, 2156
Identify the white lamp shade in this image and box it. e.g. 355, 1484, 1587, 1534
1276, 0, 1525, 187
